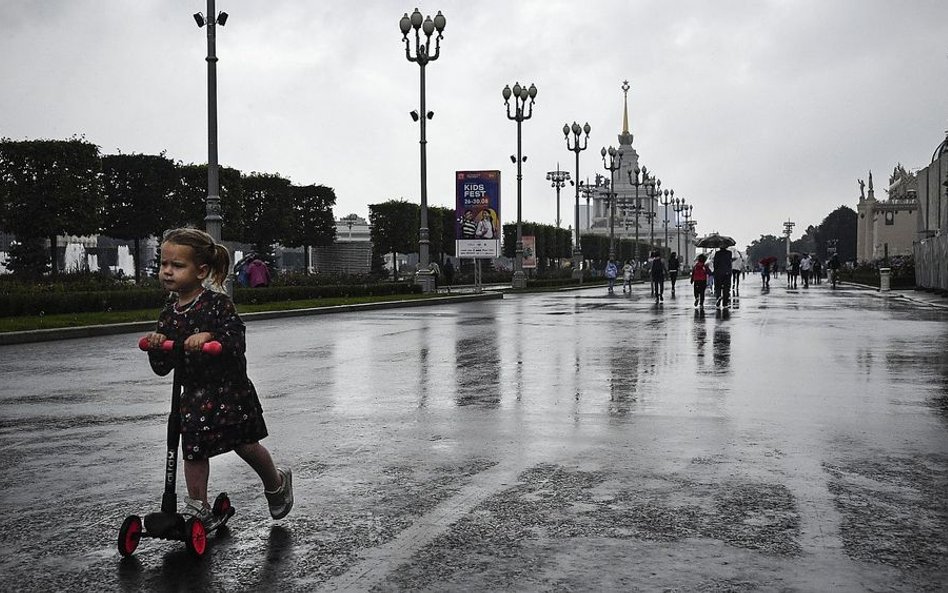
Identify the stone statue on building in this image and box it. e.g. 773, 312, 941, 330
858, 178, 865, 199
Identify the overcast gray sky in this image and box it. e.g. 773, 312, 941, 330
2, 0, 946, 249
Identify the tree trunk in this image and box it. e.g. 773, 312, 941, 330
304, 244, 312, 274
133, 238, 141, 284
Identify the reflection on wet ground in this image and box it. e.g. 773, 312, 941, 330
0, 283, 946, 591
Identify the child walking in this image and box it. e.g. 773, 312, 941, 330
690, 253, 711, 309
142, 228, 293, 525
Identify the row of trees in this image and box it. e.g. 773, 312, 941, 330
0, 138, 336, 280
746, 205, 857, 266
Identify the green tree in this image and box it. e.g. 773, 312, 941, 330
369, 200, 418, 280
287, 184, 337, 272
101, 152, 177, 283
174, 164, 245, 241
814, 205, 857, 262
242, 173, 293, 254
746, 234, 786, 266
6, 238, 50, 280
0, 138, 103, 274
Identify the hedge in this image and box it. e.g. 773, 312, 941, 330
0, 282, 422, 317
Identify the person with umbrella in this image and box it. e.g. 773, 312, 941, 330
712, 246, 733, 308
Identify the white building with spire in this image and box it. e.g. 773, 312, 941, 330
587, 81, 695, 264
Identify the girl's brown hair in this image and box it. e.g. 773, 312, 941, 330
162, 227, 230, 288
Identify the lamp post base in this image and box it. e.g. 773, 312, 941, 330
415, 270, 437, 294
512, 270, 527, 289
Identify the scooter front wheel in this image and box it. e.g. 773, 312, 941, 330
184, 517, 207, 557
118, 515, 143, 557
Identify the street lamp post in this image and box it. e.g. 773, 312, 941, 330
564, 122, 591, 280
660, 189, 674, 255
546, 164, 570, 270
783, 218, 795, 257
645, 176, 661, 255
504, 82, 538, 289
601, 146, 622, 261
193, 0, 231, 295
400, 8, 446, 293
628, 165, 645, 262
683, 205, 694, 264
673, 197, 687, 258
546, 164, 571, 229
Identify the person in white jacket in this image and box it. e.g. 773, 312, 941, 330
622, 260, 634, 293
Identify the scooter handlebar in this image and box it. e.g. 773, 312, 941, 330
138, 337, 223, 356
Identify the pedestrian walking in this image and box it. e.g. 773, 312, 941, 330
668, 252, 680, 296
247, 258, 271, 288
827, 253, 841, 288
690, 253, 711, 309
142, 228, 294, 526
622, 260, 634, 294
731, 250, 744, 296
760, 262, 770, 288
800, 253, 813, 288
812, 257, 823, 285
788, 255, 800, 289
712, 246, 733, 308
443, 259, 455, 286
649, 251, 666, 303
605, 259, 618, 294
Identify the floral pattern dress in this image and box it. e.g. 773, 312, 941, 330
149, 289, 268, 460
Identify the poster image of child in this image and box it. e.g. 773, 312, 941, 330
474, 208, 498, 239
460, 209, 477, 239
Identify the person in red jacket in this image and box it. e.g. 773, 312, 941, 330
690, 253, 711, 309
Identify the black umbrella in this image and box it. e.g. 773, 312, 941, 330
694, 233, 736, 249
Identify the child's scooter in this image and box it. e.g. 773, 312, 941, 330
117, 338, 236, 558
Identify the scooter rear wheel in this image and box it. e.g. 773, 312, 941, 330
212, 492, 233, 518
184, 517, 207, 557
118, 515, 143, 557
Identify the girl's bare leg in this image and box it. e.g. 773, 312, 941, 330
235, 442, 282, 491
184, 459, 210, 503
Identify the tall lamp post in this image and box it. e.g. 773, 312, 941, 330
683, 205, 694, 263
645, 176, 661, 256
673, 197, 687, 258
660, 189, 674, 254
565, 122, 590, 280
193, 0, 231, 295
400, 8, 446, 293
783, 218, 795, 257
546, 164, 571, 228
504, 82, 538, 289
628, 166, 645, 262
601, 146, 622, 261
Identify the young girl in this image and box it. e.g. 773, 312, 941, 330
142, 228, 293, 525
690, 253, 711, 308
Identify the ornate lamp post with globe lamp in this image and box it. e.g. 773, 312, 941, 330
601, 146, 622, 261
673, 197, 687, 259
503, 82, 538, 289
660, 188, 674, 255
399, 8, 446, 293
545, 165, 571, 229
564, 122, 591, 280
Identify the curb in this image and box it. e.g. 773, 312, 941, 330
0, 292, 503, 346
840, 282, 948, 309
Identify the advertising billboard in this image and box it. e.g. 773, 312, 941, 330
456, 170, 501, 258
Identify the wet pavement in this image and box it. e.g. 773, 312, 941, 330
1, 279, 947, 592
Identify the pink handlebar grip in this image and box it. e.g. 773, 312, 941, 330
138, 337, 223, 355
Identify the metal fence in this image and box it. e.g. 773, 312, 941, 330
914, 234, 948, 291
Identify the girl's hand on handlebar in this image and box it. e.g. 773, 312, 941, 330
184, 332, 215, 353
143, 332, 167, 350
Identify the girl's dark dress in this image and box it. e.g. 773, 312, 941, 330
149, 290, 268, 461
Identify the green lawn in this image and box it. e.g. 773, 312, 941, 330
0, 292, 440, 333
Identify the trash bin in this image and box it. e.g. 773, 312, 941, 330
879, 267, 891, 292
